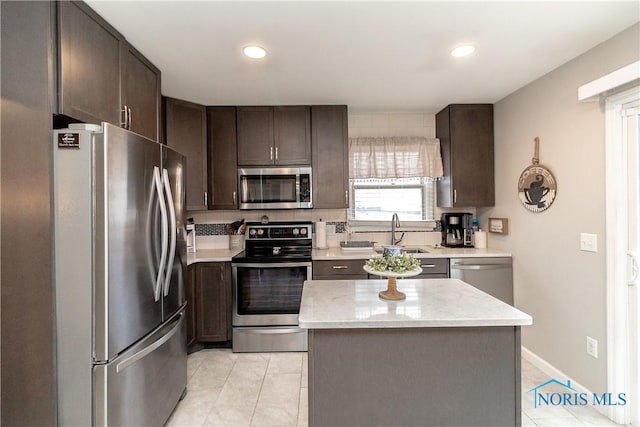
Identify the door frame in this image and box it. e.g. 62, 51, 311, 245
605, 85, 640, 425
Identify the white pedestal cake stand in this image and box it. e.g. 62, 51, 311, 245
363, 265, 423, 301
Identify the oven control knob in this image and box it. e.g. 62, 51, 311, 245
300, 228, 307, 235
292, 228, 299, 235
249, 229, 256, 236
257, 229, 264, 236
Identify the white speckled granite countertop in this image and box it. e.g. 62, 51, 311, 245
187, 248, 242, 265
187, 246, 511, 265
311, 246, 511, 260
298, 278, 532, 329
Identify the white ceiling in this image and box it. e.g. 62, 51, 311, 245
86, 1, 639, 113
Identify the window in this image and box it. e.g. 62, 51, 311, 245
347, 136, 442, 226
349, 177, 436, 222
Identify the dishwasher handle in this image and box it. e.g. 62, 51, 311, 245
450, 264, 511, 271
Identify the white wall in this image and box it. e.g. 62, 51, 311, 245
480, 23, 640, 393
348, 112, 435, 138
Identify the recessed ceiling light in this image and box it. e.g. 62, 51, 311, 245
451, 45, 475, 58
243, 46, 267, 59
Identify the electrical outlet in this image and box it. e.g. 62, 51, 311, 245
580, 233, 598, 252
587, 336, 598, 358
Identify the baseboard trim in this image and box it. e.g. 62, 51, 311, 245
521, 346, 609, 418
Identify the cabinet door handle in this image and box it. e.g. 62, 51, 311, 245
204, 191, 208, 207
453, 189, 457, 204
270, 146, 273, 161
345, 190, 348, 206
275, 146, 278, 161
128, 107, 132, 130
121, 106, 129, 129
232, 191, 237, 205
220, 268, 223, 281
421, 264, 437, 268
332, 265, 349, 270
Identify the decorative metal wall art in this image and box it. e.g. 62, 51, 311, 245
518, 137, 557, 212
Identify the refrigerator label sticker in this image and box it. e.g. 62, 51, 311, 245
58, 133, 80, 149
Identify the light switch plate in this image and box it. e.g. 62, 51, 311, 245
586, 336, 598, 358
580, 233, 598, 252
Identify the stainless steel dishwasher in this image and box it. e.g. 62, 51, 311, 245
449, 257, 513, 305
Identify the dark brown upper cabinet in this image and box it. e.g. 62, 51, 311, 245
164, 97, 208, 211
237, 106, 311, 166
311, 105, 349, 208
207, 107, 238, 209
274, 106, 312, 164
57, 1, 161, 141
58, 1, 122, 126
122, 43, 162, 141
436, 104, 495, 208
237, 106, 272, 165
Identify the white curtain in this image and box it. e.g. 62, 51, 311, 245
348, 136, 443, 179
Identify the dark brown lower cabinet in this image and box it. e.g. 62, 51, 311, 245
314, 258, 450, 280
405, 258, 449, 279
195, 262, 232, 342
312, 259, 368, 280
185, 264, 197, 347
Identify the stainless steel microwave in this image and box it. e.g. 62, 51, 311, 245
238, 167, 313, 209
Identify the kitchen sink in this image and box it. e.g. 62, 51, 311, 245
374, 247, 429, 254
403, 248, 429, 254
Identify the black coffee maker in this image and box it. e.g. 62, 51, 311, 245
441, 213, 474, 247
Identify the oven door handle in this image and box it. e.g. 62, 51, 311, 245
232, 262, 312, 268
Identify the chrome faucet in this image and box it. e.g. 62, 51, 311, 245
390, 213, 404, 245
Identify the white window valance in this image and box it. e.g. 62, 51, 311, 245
349, 136, 444, 179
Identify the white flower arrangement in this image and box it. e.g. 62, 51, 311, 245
365, 253, 420, 274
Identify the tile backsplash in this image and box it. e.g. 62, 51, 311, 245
189, 209, 349, 249
189, 208, 443, 250
193, 218, 347, 236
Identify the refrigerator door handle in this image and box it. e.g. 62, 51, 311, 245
162, 168, 177, 296
115, 313, 182, 373
153, 166, 168, 302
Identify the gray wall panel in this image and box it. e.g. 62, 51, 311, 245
308, 327, 520, 427
1, 1, 56, 425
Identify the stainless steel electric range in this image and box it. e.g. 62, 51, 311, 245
231, 221, 312, 352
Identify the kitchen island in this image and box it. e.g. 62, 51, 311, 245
299, 278, 532, 427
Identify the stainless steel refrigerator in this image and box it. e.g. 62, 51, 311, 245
53, 123, 187, 426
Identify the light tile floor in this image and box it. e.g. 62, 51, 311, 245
166, 349, 620, 427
